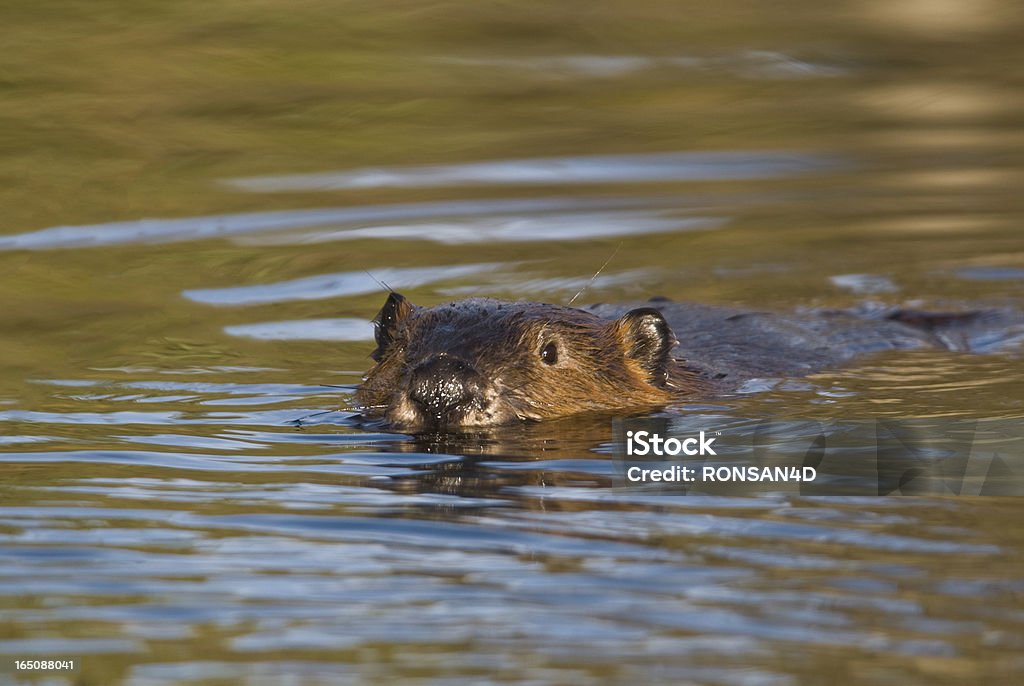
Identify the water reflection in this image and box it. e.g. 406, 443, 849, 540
236, 210, 722, 246
225, 318, 374, 341
829, 273, 899, 294
0, 196, 694, 251
225, 150, 837, 193
183, 263, 503, 306
436, 50, 847, 80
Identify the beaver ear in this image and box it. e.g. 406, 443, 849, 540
371, 292, 414, 361
614, 308, 677, 383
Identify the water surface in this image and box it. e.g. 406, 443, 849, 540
2, 1, 1024, 684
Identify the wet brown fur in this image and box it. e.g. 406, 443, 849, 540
356, 295, 705, 429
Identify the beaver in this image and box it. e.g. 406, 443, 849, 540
355, 292, 1024, 431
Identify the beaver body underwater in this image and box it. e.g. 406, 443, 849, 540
355, 292, 1024, 431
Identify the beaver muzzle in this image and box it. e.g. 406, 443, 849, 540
407, 354, 484, 427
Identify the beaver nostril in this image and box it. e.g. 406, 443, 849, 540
408, 356, 475, 418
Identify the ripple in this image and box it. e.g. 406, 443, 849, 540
237, 210, 722, 246
225, 318, 374, 341
34, 379, 338, 396
184, 263, 502, 306
0, 196, 663, 251
957, 266, 1024, 281
225, 150, 837, 193
115, 434, 270, 451
0, 638, 141, 655
0, 409, 352, 427
437, 51, 848, 80
830, 273, 899, 294
0, 450, 424, 475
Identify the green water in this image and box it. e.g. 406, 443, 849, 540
2, 2, 1024, 684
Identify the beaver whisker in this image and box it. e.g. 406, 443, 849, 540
363, 269, 394, 295
568, 242, 622, 306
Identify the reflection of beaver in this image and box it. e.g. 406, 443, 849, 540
355, 292, 1023, 430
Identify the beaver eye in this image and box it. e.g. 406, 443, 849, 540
540, 341, 559, 365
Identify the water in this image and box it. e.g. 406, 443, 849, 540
2, 1, 1024, 684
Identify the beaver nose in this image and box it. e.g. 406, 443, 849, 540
408, 355, 475, 419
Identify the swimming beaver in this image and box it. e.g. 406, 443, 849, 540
355, 292, 1023, 430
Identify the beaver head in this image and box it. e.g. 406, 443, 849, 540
355, 292, 690, 430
